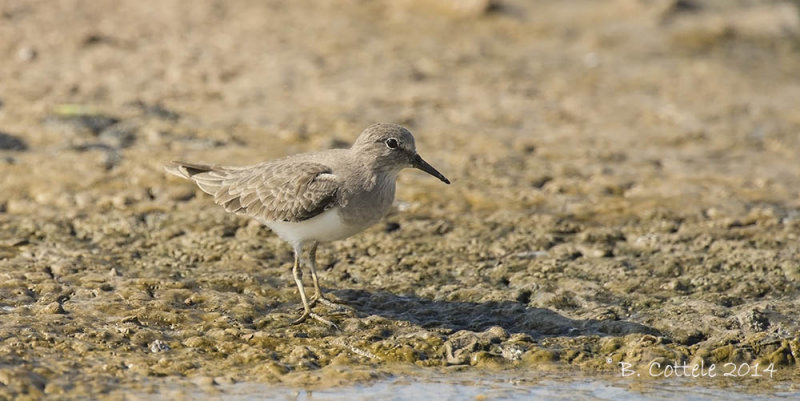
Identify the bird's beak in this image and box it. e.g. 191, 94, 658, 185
412, 154, 450, 184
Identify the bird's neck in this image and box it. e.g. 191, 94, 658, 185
337, 162, 397, 226
347, 150, 394, 187
339, 151, 398, 209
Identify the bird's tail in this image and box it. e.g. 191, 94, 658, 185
164, 161, 215, 179
164, 161, 227, 196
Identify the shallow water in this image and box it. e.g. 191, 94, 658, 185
182, 374, 800, 401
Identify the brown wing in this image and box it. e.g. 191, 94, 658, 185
166, 160, 340, 222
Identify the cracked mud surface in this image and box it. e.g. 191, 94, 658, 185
1, 0, 800, 398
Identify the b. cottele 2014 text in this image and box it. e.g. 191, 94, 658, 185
618, 361, 776, 378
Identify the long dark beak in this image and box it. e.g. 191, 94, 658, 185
412, 154, 450, 184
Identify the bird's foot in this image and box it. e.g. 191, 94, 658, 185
292, 309, 310, 325
310, 312, 339, 329
310, 295, 339, 309
291, 309, 338, 329
309, 294, 350, 312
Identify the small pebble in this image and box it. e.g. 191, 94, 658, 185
150, 339, 171, 353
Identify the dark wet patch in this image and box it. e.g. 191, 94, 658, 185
42, 113, 119, 136
126, 100, 181, 121
0, 132, 28, 151
98, 120, 138, 149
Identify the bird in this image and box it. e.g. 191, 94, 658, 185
165, 123, 450, 326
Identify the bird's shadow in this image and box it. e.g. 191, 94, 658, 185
332, 289, 660, 338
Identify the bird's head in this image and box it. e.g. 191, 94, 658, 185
352, 123, 450, 184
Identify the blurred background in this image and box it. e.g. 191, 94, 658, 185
1, 0, 800, 397
1, 0, 799, 217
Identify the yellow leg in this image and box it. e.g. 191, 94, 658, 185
308, 242, 345, 309
308, 242, 326, 302
291, 248, 312, 324
290, 243, 338, 328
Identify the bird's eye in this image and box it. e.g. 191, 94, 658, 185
385, 138, 399, 149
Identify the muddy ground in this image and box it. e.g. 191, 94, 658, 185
1, 0, 800, 398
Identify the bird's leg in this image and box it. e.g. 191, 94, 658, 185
307, 242, 331, 306
291, 244, 338, 328
307, 242, 349, 311
291, 247, 312, 324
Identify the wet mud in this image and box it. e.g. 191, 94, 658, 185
1, 0, 800, 398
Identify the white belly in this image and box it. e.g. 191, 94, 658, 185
262, 207, 368, 248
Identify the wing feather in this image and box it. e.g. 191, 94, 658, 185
167, 160, 340, 222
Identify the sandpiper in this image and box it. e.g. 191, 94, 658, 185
165, 123, 450, 326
